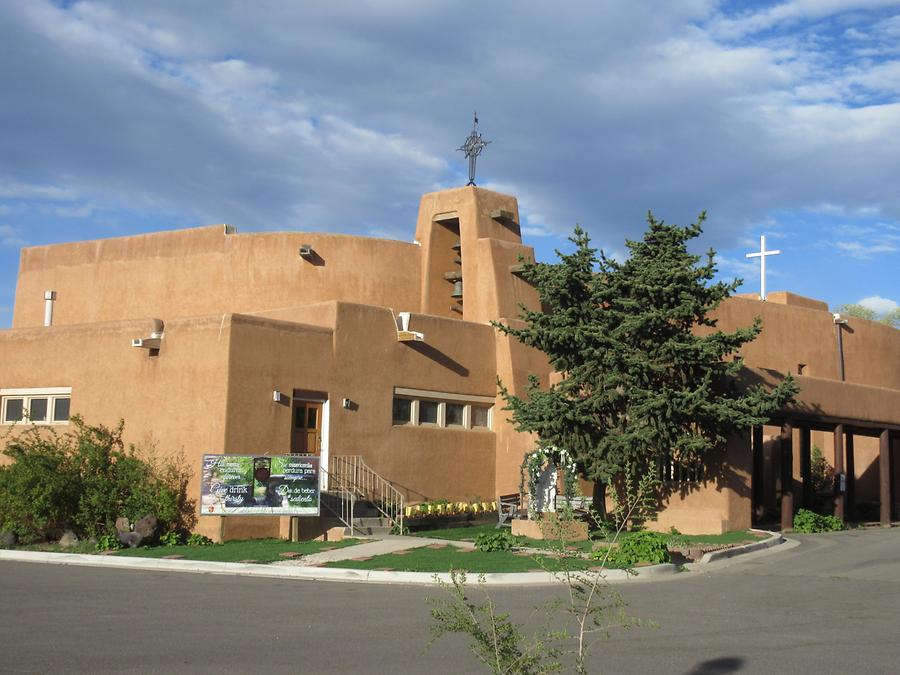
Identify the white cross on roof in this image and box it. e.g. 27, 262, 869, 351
745, 235, 781, 301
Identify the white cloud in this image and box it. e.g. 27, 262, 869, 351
858, 295, 899, 313
0, 225, 25, 247
0, 0, 899, 260
715, 254, 770, 280
0, 182, 77, 201
835, 240, 899, 257
709, 0, 900, 40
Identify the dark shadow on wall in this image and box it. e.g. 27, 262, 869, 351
640, 366, 829, 525
683, 656, 745, 674
300, 250, 326, 266
407, 341, 469, 376
384, 480, 431, 504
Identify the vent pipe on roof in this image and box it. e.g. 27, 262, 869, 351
43, 290, 56, 327
150, 318, 165, 339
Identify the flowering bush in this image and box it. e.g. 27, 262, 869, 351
404, 500, 497, 519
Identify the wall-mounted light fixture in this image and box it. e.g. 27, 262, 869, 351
273, 390, 286, 403
132, 319, 164, 352
342, 398, 352, 409
395, 311, 424, 342
298, 244, 314, 258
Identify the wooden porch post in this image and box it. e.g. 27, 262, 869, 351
880, 430, 892, 526
800, 427, 812, 509
781, 422, 794, 532
834, 424, 845, 522
846, 433, 856, 522
752, 425, 765, 520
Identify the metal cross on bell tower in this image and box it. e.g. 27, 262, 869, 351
457, 111, 491, 186
745, 234, 781, 301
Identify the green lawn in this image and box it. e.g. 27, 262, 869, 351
322, 544, 596, 573
18, 541, 100, 555
412, 522, 761, 549
411, 523, 499, 541
113, 538, 358, 564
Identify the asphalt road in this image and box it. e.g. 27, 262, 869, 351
1, 528, 898, 674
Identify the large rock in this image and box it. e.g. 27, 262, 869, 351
134, 515, 158, 541
0, 531, 15, 549
117, 531, 142, 548
114, 514, 158, 548
58, 530, 79, 548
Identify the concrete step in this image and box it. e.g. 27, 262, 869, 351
353, 516, 388, 528
320, 492, 383, 518
343, 525, 392, 537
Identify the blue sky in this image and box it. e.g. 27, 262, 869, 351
2, 0, 899, 327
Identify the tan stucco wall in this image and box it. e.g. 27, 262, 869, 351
0, 316, 232, 540
643, 436, 753, 535
714, 295, 900, 390
215, 305, 501, 531
13, 228, 422, 328
2, 185, 898, 539
414, 186, 538, 323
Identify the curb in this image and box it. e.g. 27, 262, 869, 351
697, 529, 783, 564
0, 530, 782, 586
0, 549, 680, 586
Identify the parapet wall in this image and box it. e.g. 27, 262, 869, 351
13, 227, 422, 328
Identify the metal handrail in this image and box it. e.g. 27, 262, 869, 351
326, 455, 404, 533
318, 464, 357, 534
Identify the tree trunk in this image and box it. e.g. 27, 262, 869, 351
592, 480, 608, 521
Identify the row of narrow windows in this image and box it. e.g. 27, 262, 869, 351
392, 396, 491, 430
2, 394, 71, 425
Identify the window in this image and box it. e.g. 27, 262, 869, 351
390, 387, 493, 431
53, 397, 71, 423
419, 400, 439, 425
445, 403, 465, 427
3, 398, 23, 423
1, 388, 72, 425
392, 397, 413, 425
294, 406, 306, 429
29, 398, 48, 422
659, 454, 704, 484
471, 406, 490, 429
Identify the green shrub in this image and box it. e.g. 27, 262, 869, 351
810, 446, 833, 496
793, 508, 844, 533
96, 533, 122, 551
0, 430, 80, 543
0, 417, 195, 543
159, 531, 183, 547
474, 529, 520, 552
186, 533, 214, 547
593, 530, 671, 566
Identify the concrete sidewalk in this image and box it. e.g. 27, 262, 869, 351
275, 534, 474, 566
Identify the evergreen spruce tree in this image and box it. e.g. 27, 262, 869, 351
497, 212, 798, 517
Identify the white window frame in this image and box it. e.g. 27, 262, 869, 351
391, 396, 415, 426
469, 404, 493, 430
1, 387, 72, 425
392, 387, 493, 431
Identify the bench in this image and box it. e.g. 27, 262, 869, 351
496, 492, 525, 528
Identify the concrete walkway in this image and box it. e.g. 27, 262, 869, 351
274, 534, 474, 566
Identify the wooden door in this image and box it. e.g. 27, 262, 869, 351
291, 401, 323, 455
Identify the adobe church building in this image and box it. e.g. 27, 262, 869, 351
1, 185, 898, 539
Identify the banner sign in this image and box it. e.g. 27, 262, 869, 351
200, 454, 320, 516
